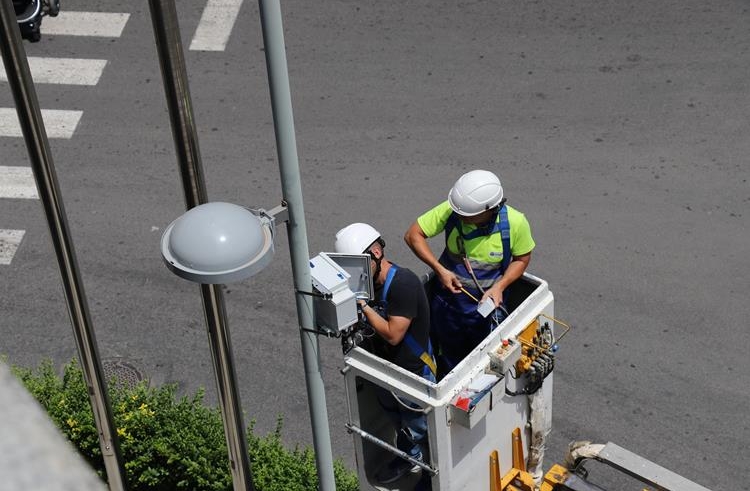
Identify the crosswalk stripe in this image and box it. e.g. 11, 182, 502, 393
190, 0, 244, 51
0, 166, 38, 199
0, 108, 82, 139
43, 11, 130, 37
0, 229, 25, 265
0, 57, 108, 86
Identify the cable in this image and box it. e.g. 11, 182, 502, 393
538, 313, 572, 344
391, 392, 430, 414
360, 325, 376, 339
463, 257, 486, 295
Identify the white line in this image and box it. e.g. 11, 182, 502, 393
0, 166, 38, 199
0, 57, 108, 86
43, 11, 130, 37
190, 0, 244, 51
0, 108, 83, 139
0, 229, 25, 265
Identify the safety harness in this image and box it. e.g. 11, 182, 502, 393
447, 204, 511, 271
380, 265, 437, 377
443, 204, 512, 293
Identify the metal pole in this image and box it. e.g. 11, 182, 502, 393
257, 1, 336, 489
345, 424, 438, 475
0, 2, 126, 490
147, 2, 254, 490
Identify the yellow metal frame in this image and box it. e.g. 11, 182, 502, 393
490, 429, 573, 491
539, 464, 570, 490
489, 428, 536, 491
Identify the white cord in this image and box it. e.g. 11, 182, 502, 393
391, 392, 430, 413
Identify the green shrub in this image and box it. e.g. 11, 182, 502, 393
12, 359, 358, 491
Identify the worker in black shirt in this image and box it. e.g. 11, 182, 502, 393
334, 223, 436, 485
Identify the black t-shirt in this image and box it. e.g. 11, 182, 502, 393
370, 266, 431, 374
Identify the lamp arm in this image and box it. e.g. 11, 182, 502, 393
250, 203, 289, 239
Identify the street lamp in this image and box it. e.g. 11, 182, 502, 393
159, 201, 290, 491
159, 195, 342, 491
161, 202, 276, 284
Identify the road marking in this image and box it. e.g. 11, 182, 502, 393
43, 11, 130, 37
190, 0, 244, 51
0, 57, 108, 86
0, 108, 83, 139
0, 229, 25, 265
0, 166, 38, 199
0, 11, 124, 266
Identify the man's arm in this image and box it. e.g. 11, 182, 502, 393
358, 302, 410, 345
404, 221, 462, 293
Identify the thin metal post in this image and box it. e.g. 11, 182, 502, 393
147, 1, 254, 490
257, 1, 337, 489
345, 424, 438, 475
0, 1, 126, 490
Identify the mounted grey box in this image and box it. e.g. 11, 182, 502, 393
309, 253, 372, 332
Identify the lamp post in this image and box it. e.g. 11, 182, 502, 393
257, 1, 337, 488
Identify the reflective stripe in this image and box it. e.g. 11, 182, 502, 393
420, 352, 437, 376
440, 205, 511, 291
443, 250, 503, 273
442, 250, 502, 288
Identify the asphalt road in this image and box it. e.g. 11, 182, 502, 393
1, 1, 748, 490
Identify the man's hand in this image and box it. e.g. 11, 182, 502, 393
481, 283, 504, 308
438, 268, 462, 293
404, 221, 463, 292
479, 252, 532, 308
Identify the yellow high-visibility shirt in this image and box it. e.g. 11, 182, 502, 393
417, 201, 535, 263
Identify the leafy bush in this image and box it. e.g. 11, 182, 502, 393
12, 359, 358, 491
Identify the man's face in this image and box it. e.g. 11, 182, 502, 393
460, 209, 494, 226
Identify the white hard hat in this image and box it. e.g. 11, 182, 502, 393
334, 223, 381, 254
448, 170, 504, 216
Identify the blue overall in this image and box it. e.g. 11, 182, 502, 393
374, 265, 436, 459
431, 206, 511, 374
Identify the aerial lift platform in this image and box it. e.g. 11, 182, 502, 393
324, 270, 713, 491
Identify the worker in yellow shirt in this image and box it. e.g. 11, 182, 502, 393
404, 170, 535, 376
